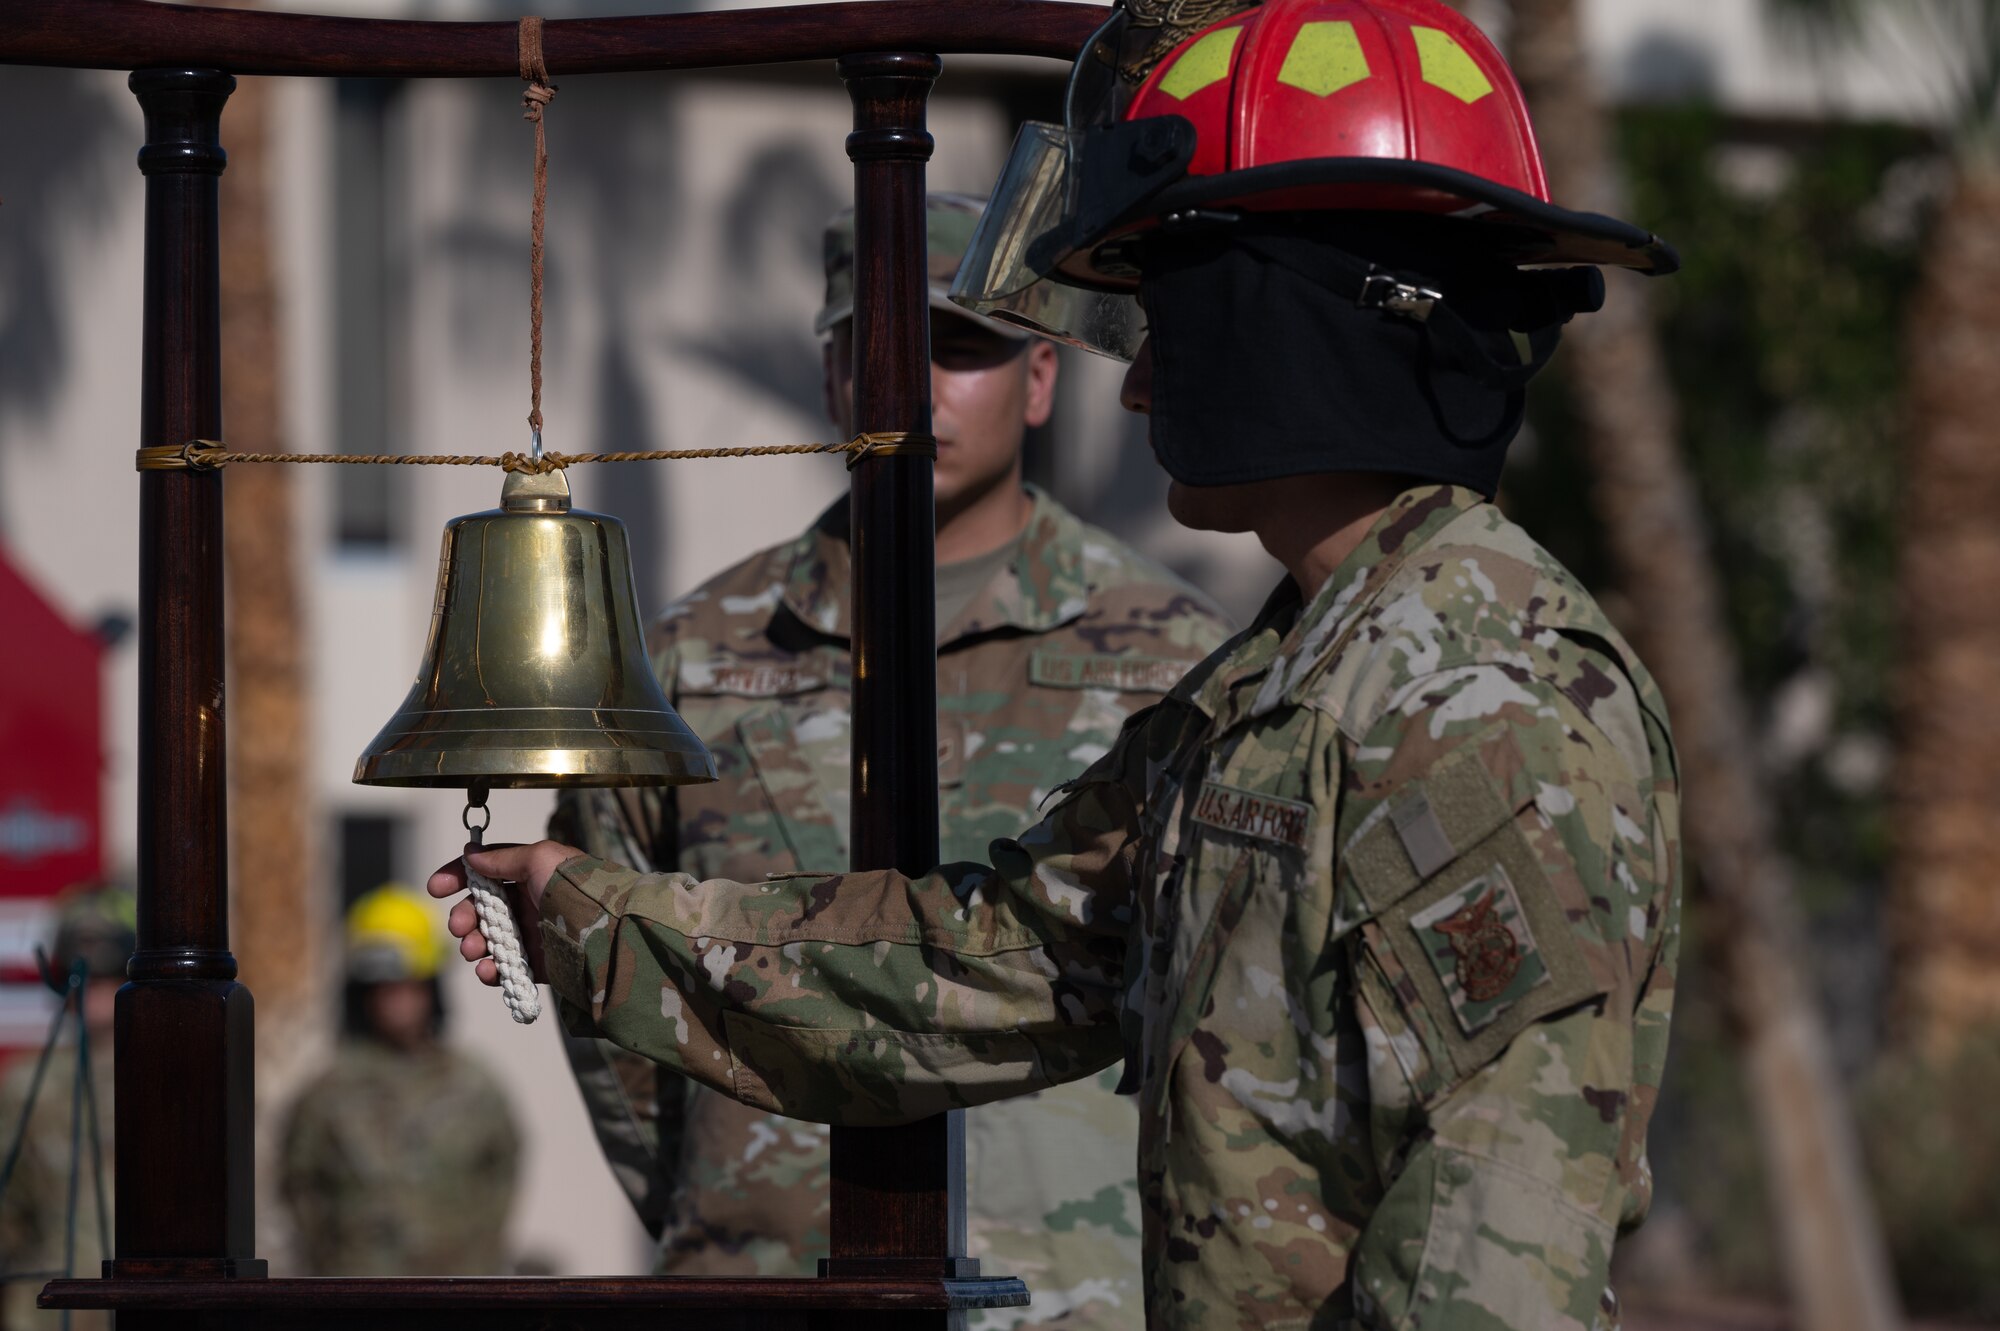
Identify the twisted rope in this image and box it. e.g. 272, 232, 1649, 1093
520, 16, 557, 451
135, 433, 936, 474
128, 24, 943, 490
464, 858, 542, 1025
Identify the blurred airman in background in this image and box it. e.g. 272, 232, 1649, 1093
0, 882, 132, 1331
278, 885, 520, 1276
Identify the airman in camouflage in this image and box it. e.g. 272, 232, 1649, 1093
278, 886, 522, 1276
0, 1044, 113, 1331
278, 1039, 521, 1276
552, 192, 1232, 1331
0, 884, 130, 1331
436, 3, 1684, 1319
473, 483, 1680, 1329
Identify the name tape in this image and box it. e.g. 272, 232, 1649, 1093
1031, 650, 1189, 694
1190, 780, 1314, 851
683, 662, 827, 698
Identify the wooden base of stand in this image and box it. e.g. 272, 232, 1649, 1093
100, 1258, 270, 1279
819, 1258, 984, 1279
42, 1275, 1030, 1328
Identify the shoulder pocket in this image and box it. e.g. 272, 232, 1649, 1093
1344, 742, 1603, 1092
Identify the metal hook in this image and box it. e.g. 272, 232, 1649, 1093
463, 782, 493, 847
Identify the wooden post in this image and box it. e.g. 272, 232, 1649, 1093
827, 47, 969, 1309
115, 67, 265, 1286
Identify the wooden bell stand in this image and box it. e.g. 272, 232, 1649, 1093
0, 2, 1105, 1325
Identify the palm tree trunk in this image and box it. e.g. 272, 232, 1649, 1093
217, 73, 321, 1117
1892, 164, 2000, 1055
1506, 3, 1902, 1328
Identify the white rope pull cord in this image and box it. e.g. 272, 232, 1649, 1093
462, 803, 541, 1025
464, 858, 542, 1024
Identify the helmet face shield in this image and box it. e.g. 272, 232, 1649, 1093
947, 117, 1193, 362
947, 122, 1144, 360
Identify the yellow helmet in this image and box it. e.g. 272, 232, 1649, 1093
47, 881, 138, 990
344, 884, 445, 983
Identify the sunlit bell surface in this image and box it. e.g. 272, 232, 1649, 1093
352, 467, 716, 790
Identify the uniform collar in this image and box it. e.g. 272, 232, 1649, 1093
1186, 485, 1484, 722
777, 485, 1090, 646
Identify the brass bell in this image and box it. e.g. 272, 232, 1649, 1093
352, 467, 716, 790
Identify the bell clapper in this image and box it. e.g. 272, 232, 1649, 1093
460, 788, 542, 1025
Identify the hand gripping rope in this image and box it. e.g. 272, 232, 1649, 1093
463, 795, 542, 1025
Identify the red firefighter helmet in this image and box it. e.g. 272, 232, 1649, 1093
952, 0, 1676, 359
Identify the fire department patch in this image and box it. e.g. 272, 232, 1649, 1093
1406, 864, 1548, 1035
1190, 780, 1313, 851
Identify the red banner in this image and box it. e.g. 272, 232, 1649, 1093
0, 548, 103, 903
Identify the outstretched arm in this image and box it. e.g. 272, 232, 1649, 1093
430, 723, 1158, 1126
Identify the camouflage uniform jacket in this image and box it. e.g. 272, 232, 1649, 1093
0, 1043, 113, 1331
552, 487, 1231, 1329
278, 1040, 522, 1276
540, 485, 1683, 1330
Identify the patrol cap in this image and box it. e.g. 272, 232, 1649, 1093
47, 881, 137, 989
815, 191, 1031, 340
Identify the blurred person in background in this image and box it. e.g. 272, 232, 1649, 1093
0, 883, 132, 1331
278, 884, 520, 1275
553, 191, 1232, 1329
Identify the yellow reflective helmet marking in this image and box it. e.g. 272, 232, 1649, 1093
1156, 26, 1243, 101
1412, 26, 1494, 103
1276, 20, 1372, 97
